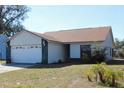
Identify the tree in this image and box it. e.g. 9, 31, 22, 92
0, 5, 30, 37
114, 38, 124, 58
114, 38, 121, 49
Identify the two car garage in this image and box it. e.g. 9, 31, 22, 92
10, 31, 43, 64
9, 30, 64, 64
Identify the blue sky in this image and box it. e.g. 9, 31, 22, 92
23, 5, 124, 40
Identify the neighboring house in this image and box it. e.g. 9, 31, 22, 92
0, 34, 8, 60
8, 26, 114, 64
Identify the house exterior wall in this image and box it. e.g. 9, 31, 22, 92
0, 34, 8, 60
10, 31, 65, 64
100, 31, 113, 60
10, 31, 42, 63
48, 42, 64, 64
9, 29, 113, 64
70, 31, 113, 61
70, 42, 98, 59
10, 31, 41, 46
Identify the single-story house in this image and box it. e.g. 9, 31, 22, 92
0, 34, 8, 60
7, 26, 114, 64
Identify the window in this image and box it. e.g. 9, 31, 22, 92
16, 46, 18, 49
35, 46, 38, 48
19, 46, 22, 49
31, 46, 34, 48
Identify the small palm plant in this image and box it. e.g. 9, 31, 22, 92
85, 62, 124, 87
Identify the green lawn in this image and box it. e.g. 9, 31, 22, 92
0, 60, 6, 65
0, 63, 124, 88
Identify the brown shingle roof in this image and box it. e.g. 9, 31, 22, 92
9, 26, 112, 43
32, 32, 58, 42
42, 26, 112, 43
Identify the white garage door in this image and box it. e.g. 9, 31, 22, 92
11, 45, 42, 63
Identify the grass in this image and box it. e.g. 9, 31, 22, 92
0, 60, 6, 65
0, 62, 123, 88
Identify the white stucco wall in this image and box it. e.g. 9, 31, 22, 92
48, 42, 64, 64
10, 31, 41, 46
101, 31, 113, 60
10, 31, 42, 63
70, 44, 80, 58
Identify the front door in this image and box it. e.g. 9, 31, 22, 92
80, 45, 91, 63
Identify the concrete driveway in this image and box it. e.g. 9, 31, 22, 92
0, 63, 36, 74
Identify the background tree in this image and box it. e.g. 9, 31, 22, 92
114, 38, 121, 49
114, 38, 124, 58
0, 5, 30, 37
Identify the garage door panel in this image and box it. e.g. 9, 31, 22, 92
11, 45, 42, 63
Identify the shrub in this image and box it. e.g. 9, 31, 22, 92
82, 53, 91, 64
114, 49, 124, 58
85, 62, 124, 87
85, 67, 94, 82
58, 59, 62, 63
92, 48, 106, 63
119, 51, 124, 58
0, 60, 6, 65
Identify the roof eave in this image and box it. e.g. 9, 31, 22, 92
61, 40, 104, 44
